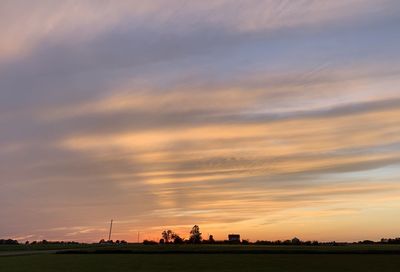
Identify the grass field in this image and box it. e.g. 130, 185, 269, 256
2, 253, 400, 272
1, 244, 400, 271
0, 243, 96, 252
3, 243, 400, 253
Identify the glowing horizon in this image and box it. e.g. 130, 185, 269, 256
1, 0, 400, 243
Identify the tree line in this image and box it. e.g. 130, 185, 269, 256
141, 225, 400, 245
2, 229, 400, 245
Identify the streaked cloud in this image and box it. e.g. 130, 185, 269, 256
1, 0, 400, 242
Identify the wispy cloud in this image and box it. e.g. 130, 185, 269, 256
1, 0, 400, 242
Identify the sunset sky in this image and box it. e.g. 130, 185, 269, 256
1, 1, 400, 243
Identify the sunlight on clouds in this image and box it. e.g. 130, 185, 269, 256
0, 0, 390, 62
1, 0, 400, 242
62, 108, 400, 151
61, 107, 400, 183
39, 88, 263, 121
0, 1, 167, 61
55, 101, 400, 241
142, 180, 400, 241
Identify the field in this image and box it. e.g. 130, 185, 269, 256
1, 244, 400, 271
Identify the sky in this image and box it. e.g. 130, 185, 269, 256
1, 0, 400, 243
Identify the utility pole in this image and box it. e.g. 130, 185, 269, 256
108, 219, 113, 241
137, 231, 140, 243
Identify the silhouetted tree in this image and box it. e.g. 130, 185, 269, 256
208, 235, 215, 244
359, 240, 374, 244
0, 239, 18, 245
387, 238, 400, 244
159, 238, 165, 244
291, 237, 301, 245
172, 234, 184, 244
189, 225, 202, 243
143, 240, 158, 245
162, 230, 174, 243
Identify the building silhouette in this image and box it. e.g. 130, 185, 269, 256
228, 234, 241, 243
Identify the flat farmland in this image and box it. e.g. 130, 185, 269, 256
1, 244, 400, 271
2, 253, 400, 272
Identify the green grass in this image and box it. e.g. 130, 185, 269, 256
1, 253, 400, 272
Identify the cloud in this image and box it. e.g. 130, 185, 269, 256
1, 0, 394, 61
1, 0, 400, 242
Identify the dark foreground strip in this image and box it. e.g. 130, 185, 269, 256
56, 249, 400, 255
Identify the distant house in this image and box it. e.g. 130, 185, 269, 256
228, 234, 241, 243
